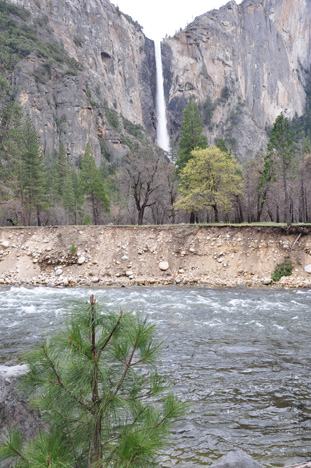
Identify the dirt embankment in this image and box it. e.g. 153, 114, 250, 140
0, 225, 311, 288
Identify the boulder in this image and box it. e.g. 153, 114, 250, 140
304, 264, 311, 274
210, 449, 263, 468
159, 261, 169, 271
77, 256, 86, 265
0, 373, 44, 443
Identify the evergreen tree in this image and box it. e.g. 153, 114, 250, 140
0, 295, 185, 468
5, 114, 48, 226
298, 137, 311, 222
260, 114, 295, 224
216, 138, 229, 155
176, 146, 243, 222
80, 143, 110, 225
17, 116, 48, 225
63, 168, 83, 224
176, 102, 208, 172
54, 141, 68, 200
0, 74, 24, 199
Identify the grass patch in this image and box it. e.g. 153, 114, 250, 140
271, 258, 293, 282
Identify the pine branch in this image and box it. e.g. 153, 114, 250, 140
42, 345, 90, 411
97, 311, 123, 360
6, 442, 27, 462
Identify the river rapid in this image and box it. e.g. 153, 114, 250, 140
1, 286, 311, 467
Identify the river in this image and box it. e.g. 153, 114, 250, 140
1, 286, 311, 467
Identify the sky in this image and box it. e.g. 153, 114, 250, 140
113, 0, 243, 40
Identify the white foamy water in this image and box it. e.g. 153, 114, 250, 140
1, 286, 311, 467
155, 40, 170, 152
0, 364, 28, 378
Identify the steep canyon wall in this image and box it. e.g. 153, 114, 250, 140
162, 0, 311, 160
6, 0, 157, 162
2, 0, 311, 162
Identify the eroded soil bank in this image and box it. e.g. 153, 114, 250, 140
0, 225, 311, 288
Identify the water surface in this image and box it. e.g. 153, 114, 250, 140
1, 286, 311, 467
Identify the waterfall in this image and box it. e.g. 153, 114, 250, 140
155, 40, 170, 152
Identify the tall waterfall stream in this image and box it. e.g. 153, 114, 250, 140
1, 286, 311, 467
155, 40, 170, 152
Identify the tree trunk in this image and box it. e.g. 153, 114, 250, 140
299, 177, 306, 223
91, 192, 98, 225
267, 208, 274, 222
171, 207, 176, 224
138, 208, 145, 225
90, 296, 102, 465
36, 207, 41, 226
237, 195, 244, 223
282, 160, 290, 223
212, 205, 219, 223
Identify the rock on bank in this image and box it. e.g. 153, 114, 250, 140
0, 225, 311, 288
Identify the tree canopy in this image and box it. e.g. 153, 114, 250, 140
260, 114, 295, 223
176, 102, 208, 172
176, 146, 243, 221
80, 143, 110, 224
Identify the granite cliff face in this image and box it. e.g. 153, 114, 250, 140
3, 0, 311, 163
162, 0, 311, 160
6, 0, 157, 162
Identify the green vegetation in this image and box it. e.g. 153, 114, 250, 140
0, 295, 185, 467
176, 102, 208, 172
80, 143, 110, 225
201, 96, 216, 126
176, 146, 243, 222
271, 258, 293, 282
121, 134, 137, 151
69, 243, 77, 254
122, 116, 144, 139
260, 114, 295, 224
0, 1, 81, 74
104, 101, 119, 130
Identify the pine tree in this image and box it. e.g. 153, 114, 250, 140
176, 102, 208, 172
17, 116, 48, 225
63, 168, 83, 224
54, 141, 68, 200
0, 295, 185, 468
80, 143, 110, 224
0, 74, 24, 199
260, 114, 295, 224
216, 138, 229, 155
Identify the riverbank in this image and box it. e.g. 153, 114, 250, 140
0, 225, 311, 288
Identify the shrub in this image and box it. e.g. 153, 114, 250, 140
271, 258, 293, 282
0, 2, 82, 74
0, 295, 185, 467
69, 243, 77, 254
104, 100, 119, 130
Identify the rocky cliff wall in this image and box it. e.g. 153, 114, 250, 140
162, 0, 311, 160
0, 225, 311, 288
6, 0, 157, 162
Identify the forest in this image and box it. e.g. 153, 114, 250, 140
1, 71, 311, 228
0, 1, 311, 227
